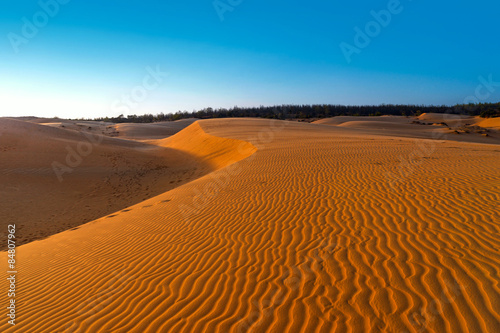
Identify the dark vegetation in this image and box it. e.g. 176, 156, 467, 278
79, 102, 500, 123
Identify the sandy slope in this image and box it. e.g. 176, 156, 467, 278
0, 118, 206, 248
1, 118, 499, 332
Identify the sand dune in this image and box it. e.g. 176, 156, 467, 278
416, 112, 472, 123
1, 118, 499, 332
417, 113, 500, 130
477, 117, 500, 130
12, 116, 67, 124
314, 115, 409, 126
36, 119, 197, 141
0, 118, 208, 248
114, 119, 198, 141
156, 121, 256, 170
314, 114, 500, 144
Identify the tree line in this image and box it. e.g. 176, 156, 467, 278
80, 102, 500, 123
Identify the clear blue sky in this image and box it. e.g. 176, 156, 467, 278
1, 0, 498, 118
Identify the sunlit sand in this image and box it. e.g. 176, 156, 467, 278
1, 116, 499, 332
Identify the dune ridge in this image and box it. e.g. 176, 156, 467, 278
159, 121, 257, 170
0, 118, 499, 332
0, 118, 213, 248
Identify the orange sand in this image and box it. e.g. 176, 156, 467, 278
314, 114, 500, 144
0, 117, 499, 332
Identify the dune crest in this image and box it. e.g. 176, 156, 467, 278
157, 121, 257, 170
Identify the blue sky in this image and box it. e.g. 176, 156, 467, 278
1, 0, 498, 118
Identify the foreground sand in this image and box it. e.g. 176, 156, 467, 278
1, 117, 499, 332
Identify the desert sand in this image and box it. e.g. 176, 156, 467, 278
0, 116, 499, 332
313, 114, 500, 144
0, 118, 206, 248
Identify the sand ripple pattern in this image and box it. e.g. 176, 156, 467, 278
1, 119, 499, 333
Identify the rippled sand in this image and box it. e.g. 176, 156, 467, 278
1, 117, 499, 332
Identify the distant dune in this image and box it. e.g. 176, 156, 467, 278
314, 113, 500, 144
1, 117, 499, 332
477, 117, 500, 129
